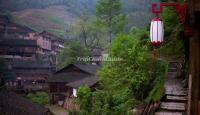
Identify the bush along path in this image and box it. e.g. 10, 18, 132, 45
155, 62, 188, 115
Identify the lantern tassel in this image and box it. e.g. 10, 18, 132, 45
152, 48, 158, 61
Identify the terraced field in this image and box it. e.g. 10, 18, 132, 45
12, 5, 76, 37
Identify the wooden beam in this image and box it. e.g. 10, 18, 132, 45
194, 0, 200, 11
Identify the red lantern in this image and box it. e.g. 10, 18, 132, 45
150, 18, 164, 46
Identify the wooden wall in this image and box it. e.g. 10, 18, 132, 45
194, 0, 200, 11
189, 26, 200, 115
188, 0, 200, 113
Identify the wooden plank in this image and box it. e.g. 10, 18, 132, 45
166, 96, 187, 103
165, 90, 187, 96
194, 0, 200, 11
168, 68, 177, 72
155, 111, 183, 115
160, 102, 185, 112
187, 74, 192, 115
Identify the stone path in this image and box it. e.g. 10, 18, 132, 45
46, 105, 68, 115
155, 62, 187, 115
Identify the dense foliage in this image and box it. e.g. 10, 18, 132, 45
96, 0, 127, 44
77, 32, 168, 114
58, 41, 91, 69
158, 7, 185, 59
68, 18, 108, 48
27, 92, 50, 106
158, 4, 188, 78
74, 1, 169, 114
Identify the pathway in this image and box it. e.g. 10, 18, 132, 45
155, 62, 188, 115
46, 105, 68, 115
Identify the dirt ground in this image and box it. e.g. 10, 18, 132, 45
46, 105, 68, 115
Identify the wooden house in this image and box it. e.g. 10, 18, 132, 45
8, 60, 52, 92
0, 38, 38, 60
24, 32, 52, 55
47, 64, 100, 104
91, 48, 104, 65
0, 15, 35, 38
40, 31, 65, 55
66, 76, 99, 97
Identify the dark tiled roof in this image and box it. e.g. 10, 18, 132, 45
13, 61, 51, 69
47, 72, 90, 83
40, 31, 64, 42
0, 38, 37, 47
66, 76, 99, 88
10, 23, 35, 33
74, 64, 101, 75
0, 89, 49, 115
56, 64, 101, 75
0, 22, 35, 34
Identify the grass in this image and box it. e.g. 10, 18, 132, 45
145, 60, 168, 102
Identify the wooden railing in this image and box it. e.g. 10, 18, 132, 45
63, 97, 80, 112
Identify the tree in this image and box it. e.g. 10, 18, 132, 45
77, 31, 168, 114
77, 86, 93, 114
58, 41, 91, 69
27, 92, 50, 106
96, 0, 127, 44
70, 18, 107, 48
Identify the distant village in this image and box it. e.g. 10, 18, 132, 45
0, 15, 102, 114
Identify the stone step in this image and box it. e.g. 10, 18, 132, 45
168, 64, 177, 69
167, 72, 177, 75
165, 90, 187, 96
160, 102, 186, 112
165, 88, 187, 92
168, 68, 177, 72
155, 111, 183, 115
164, 95, 187, 103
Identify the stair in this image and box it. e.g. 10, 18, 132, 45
155, 111, 183, 115
160, 102, 185, 112
154, 62, 188, 115
165, 95, 187, 103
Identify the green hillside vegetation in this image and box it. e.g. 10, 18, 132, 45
159, 7, 185, 60
0, 0, 97, 13
12, 5, 74, 37
0, 0, 156, 37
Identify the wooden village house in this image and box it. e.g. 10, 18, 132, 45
40, 31, 65, 55
0, 15, 65, 60
9, 60, 52, 92
0, 15, 36, 38
0, 15, 66, 92
0, 38, 38, 60
47, 64, 100, 105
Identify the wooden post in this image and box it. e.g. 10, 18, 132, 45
189, 23, 200, 115
187, 74, 192, 115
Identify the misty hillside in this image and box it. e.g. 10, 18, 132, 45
0, 0, 157, 37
